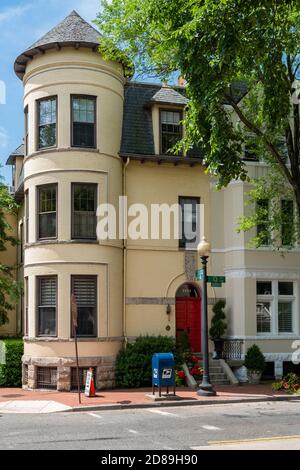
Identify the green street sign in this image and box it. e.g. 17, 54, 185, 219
195, 269, 204, 280
207, 276, 226, 284
211, 282, 222, 288
195, 271, 226, 284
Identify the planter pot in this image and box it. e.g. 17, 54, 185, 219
213, 339, 224, 359
247, 370, 262, 384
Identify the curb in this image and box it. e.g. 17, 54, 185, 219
69, 394, 300, 413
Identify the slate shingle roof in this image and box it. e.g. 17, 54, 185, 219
121, 83, 158, 155
14, 11, 101, 79
150, 85, 188, 106
6, 144, 25, 165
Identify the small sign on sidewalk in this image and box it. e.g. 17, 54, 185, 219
85, 368, 96, 397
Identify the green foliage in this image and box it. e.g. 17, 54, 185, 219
244, 344, 265, 372
0, 338, 24, 387
115, 335, 183, 388
97, 0, 300, 238
237, 170, 298, 251
272, 372, 300, 394
209, 299, 227, 340
0, 181, 21, 327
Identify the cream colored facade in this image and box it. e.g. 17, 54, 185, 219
3, 11, 300, 389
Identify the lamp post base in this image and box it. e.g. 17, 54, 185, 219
197, 383, 217, 397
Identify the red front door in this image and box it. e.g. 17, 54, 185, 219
176, 297, 201, 352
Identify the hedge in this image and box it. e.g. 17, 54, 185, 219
115, 335, 183, 388
0, 338, 24, 387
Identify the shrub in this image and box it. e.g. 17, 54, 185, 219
115, 335, 183, 388
209, 299, 227, 340
272, 372, 300, 394
244, 344, 265, 372
0, 338, 24, 387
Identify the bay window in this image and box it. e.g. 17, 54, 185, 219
37, 184, 57, 239
37, 276, 57, 336
72, 183, 97, 240
71, 276, 97, 337
37, 97, 57, 149
256, 280, 295, 334
71, 95, 96, 148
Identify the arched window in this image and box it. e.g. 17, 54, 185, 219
176, 283, 199, 298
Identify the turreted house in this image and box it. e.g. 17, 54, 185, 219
3, 11, 300, 390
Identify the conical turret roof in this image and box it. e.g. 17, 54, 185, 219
14, 11, 101, 79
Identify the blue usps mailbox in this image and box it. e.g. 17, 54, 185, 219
152, 353, 175, 397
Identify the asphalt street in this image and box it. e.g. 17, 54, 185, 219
1, 400, 300, 450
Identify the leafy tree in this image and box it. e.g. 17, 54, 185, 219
0, 179, 20, 327
97, 0, 300, 247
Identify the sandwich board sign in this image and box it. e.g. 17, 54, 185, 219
85, 368, 95, 397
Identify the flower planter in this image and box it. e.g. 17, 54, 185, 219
213, 339, 224, 359
247, 370, 262, 384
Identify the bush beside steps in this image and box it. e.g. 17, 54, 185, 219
0, 338, 24, 387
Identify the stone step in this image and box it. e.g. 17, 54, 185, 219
211, 380, 231, 385
210, 372, 228, 379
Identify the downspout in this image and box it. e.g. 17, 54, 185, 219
122, 157, 130, 346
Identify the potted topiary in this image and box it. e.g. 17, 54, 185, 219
209, 299, 227, 359
244, 344, 265, 384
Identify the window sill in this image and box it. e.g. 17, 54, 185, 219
254, 334, 299, 340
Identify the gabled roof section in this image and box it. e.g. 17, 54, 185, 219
150, 84, 188, 106
6, 144, 24, 165
14, 11, 101, 80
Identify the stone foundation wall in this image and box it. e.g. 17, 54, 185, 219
22, 355, 116, 391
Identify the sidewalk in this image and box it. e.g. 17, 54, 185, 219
0, 384, 299, 413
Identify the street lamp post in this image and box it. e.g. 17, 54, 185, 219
197, 236, 216, 397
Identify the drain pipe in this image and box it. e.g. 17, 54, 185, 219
122, 157, 130, 347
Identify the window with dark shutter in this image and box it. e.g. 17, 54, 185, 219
71, 276, 97, 337
71, 96, 96, 148
37, 277, 57, 336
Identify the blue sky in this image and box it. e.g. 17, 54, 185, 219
0, 0, 103, 184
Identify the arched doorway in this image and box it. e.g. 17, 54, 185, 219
176, 283, 201, 353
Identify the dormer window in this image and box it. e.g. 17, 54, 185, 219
71, 95, 96, 149
37, 97, 57, 149
160, 109, 182, 154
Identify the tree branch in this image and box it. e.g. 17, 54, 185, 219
224, 93, 295, 189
